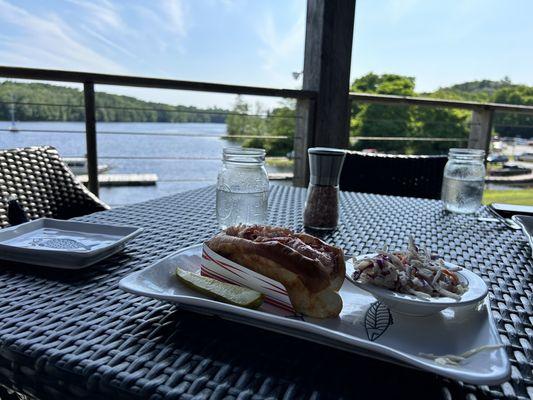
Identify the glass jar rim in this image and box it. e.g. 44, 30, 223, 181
223, 147, 265, 156
223, 147, 265, 164
448, 148, 485, 156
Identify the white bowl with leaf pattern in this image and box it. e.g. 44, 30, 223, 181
346, 255, 488, 316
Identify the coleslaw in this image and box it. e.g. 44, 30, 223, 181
353, 237, 468, 300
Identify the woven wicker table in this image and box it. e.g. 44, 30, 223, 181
0, 185, 530, 400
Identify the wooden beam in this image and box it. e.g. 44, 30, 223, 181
294, 0, 356, 186
468, 109, 494, 155
3, 66, 533, 114
350, 92, 533, 114
0, 66, 315, 99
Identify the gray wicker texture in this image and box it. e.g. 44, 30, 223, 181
339, 151, 448, 199
0, 185, 530, 400
0, 146, 109, 228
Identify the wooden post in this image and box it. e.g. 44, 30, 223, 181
468, 108, 494, 156
294, 98, 315, 186
83, 82, 99, 196
293, 0, 356, 187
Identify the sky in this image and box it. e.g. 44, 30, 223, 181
0, 0, 532, 108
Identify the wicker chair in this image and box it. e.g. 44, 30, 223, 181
0, 146, 109, 228
339, 151, 448, 199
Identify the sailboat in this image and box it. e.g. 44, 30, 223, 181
8, 101, 18, 132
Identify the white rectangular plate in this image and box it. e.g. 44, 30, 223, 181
119, 244, 510, 385
0, 218, 142, 269
513, 214, 533, 254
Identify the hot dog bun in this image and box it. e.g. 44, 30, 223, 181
205, 225, 345, 318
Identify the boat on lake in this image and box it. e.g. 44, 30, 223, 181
64, 157, 110, 175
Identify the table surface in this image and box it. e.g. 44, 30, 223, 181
0, 185, 531, 400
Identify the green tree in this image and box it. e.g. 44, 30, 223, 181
350, 73, 416, 153
226, 97, 296, 156
243, 105, 296, 156
413, 107, 469, 154
350, 73, 470, 154
0, 81, 229, 123
492, 85, 533, 137
226, 96, 251, 136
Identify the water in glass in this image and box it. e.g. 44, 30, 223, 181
216, 148, 269, 229
441, 148, 485, 214
216, 189, 268, 229
441, 176, 484, 214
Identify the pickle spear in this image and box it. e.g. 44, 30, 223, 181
175, 267, 263, 309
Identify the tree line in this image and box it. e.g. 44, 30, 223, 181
225, 98, 296, 156
226, 74, 533, 155
3, 77, 531, 155
0, 82, 228, 123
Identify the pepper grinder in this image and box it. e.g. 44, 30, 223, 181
303, 147, 346, 230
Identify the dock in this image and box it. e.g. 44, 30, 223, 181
486, 172, 533, 185
77, 173, 290, 187
268, 172, 293, 181
78, 173, 158, 187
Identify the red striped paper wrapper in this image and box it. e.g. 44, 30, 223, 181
202, 243, 295, 313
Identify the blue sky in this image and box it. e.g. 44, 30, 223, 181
0, 0, 532, 108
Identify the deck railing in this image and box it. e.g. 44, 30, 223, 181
1, 66, 533, 196
0, 66, 314, 196
349, 92, 533, 155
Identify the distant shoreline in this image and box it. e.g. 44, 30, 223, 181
0, 82, 230, 124
0, 120, 226, 124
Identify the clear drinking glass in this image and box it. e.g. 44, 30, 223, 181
216, 147, 269, 229
441, 148, 486, 214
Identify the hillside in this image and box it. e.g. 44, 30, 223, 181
421, 78, 518, 102
349, 75, 533, 152
0, 81, 228, 123
431, 79, 533, 138
225, 74, 533, 156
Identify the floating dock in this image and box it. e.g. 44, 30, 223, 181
77, 173, 290, 188
268, 173, 293, 181
486, 172, 533, 185
78, 174, 158, 187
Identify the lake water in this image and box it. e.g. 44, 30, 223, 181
0, 121, 290, 206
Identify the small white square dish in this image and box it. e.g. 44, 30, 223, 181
0, 218, 142, 269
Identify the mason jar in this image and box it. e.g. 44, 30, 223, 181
441, 148, 486, 214
216, 147, 269, 229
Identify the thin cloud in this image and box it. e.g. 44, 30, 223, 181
257, 10, 305, 80
65, 0, 140, 59
161, 0, 188, 36
65, 0, 123, 30
130, 0, 189, 55
79, 25, 138, 60
0, 0, 127, 73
